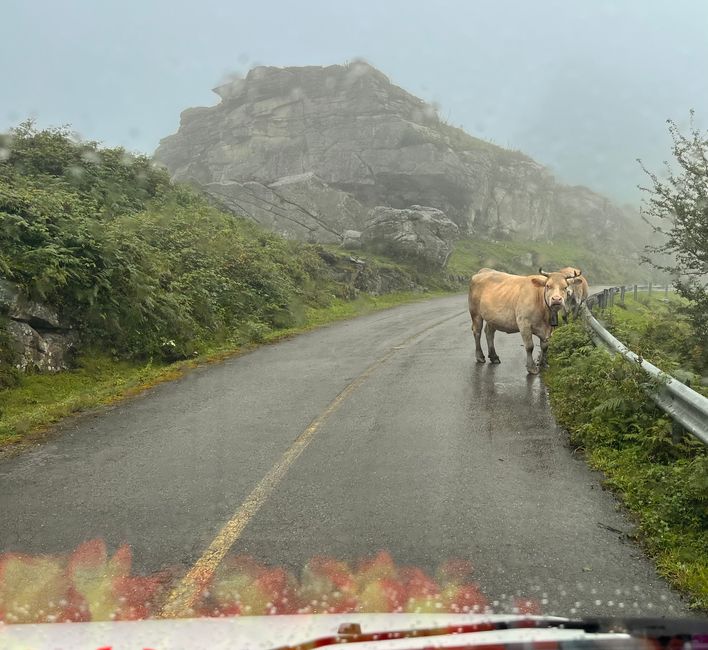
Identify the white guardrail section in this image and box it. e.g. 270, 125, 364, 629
580, 289, 708, 445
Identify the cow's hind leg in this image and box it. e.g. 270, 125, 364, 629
521, 328, 538, 374
471, 314, 485, 363
485, 323, 500, 363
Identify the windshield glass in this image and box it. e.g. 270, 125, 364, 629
0, 0, 706, 631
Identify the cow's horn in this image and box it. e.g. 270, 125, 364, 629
538, 267, 550, 278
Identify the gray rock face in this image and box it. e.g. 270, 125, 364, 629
0, 279, 61, 328
362, 206, 459, 268
341, 229, 363, 250
205, 172, 367, 244
1, 279, 74, 372
6, 321, 75, 373
154, 61, 642, 261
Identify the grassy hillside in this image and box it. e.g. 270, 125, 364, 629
448, 237, 653, 284
601, 294, 706, 384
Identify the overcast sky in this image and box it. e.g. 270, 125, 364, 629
2, 0, 707, 203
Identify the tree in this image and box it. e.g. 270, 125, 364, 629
640, 112, 708, 352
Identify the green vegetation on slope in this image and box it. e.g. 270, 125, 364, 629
544, 322, 707, 610
0, 122, 337, 364
602, 294, 706, 383
448, 237, 649, 284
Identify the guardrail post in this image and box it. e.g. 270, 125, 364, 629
633, 284, 638, 301
648, 281, 653, 296
672, 421, 685, 444
665, 284, 669, 297
609, 289, 614, 308
620, 286, 625, 305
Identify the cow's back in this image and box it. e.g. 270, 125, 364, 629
469, 270, 534, 333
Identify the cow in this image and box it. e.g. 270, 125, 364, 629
468, 267, 580, 374
558, 266, 589, 322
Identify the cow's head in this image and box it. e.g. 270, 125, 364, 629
534, 268, 582, 325
563, 268, 583, 300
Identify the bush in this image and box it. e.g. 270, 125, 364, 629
0, 123, 332, 361
0, 318, 20, 390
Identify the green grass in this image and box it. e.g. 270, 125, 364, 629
448, 237, 646, 284
599, 294, 706, 386
544, 323, 708, 611
0, 289, 451, 450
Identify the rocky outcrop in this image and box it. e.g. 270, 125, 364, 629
0, 279, 61, 329
0, 279, 75, 372
316, 249, 423, 298
361, 205, 459, 268
154, 61, 641, 262
204, 172, 367, 244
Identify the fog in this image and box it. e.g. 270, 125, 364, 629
2, 0, 707, 203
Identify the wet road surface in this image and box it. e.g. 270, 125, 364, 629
0, 293, 687, 616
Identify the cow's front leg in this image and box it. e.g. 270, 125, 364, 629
539, 335, 550, 367
521, 328, 538, 374
485, 323, 500, 363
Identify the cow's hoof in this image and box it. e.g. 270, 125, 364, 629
527, 365, 540, 375
476, 356, 486, 364
489, 356, 501, 364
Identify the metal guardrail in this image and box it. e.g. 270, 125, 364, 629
581, 287, 708, 445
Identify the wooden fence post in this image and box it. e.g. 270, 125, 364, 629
633, 284, 638, 301
649, 281, 653, 296
620, 286, 625, 305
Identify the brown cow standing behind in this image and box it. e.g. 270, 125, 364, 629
558, 266, 589, 322
468, 268, 581, 374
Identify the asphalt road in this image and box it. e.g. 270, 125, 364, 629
0, 293, 686, 617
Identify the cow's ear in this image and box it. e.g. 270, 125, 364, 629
531, 276, 546, 287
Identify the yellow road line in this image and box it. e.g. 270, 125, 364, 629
159, 310, 465, 618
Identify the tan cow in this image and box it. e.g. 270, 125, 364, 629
558, 266, 589, 322
468, 267, 580, 374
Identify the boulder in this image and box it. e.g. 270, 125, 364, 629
361, 205, 459, 268
0, 278, 60, 329
341, 229, 363, 250
6, 321, 75, 373
1, 278, 74, 373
